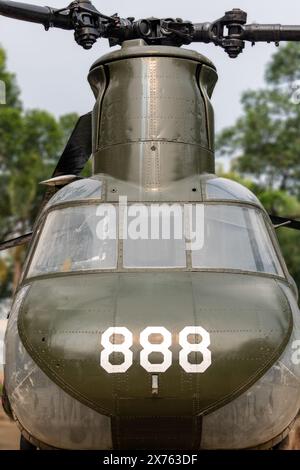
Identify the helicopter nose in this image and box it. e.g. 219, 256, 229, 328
17, 271, 292, 448
19, 271, 291, 411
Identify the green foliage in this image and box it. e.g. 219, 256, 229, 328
217, 42, 300, 291
217, 88, 300, 192
0, 45, 81, 298
220, 172, 300, 215
0, 48, 21, 108
217, 43, 300, 194
59, 113, 79, 144
266, 43, 300, 85
0, 256, 12, 298
277, 229, 300, 288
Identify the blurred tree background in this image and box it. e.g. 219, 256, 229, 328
0, 42, 300, 300
217, 42, 300, 290
0, 45, 79, 298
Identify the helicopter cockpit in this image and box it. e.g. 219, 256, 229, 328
23, 175, 286, 281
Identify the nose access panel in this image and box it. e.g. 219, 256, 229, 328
18, 272, 292, 419
88, 41, 218, 186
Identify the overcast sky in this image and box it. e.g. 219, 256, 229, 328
0, 0, 299, 131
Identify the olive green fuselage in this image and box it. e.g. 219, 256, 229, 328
4, 40, 300, 450
18, 271, 292, 450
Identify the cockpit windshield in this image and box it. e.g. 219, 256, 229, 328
190, 205, 283, 275
27, 203, 284, 278
28, 206, 118, 277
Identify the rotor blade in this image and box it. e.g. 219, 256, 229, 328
243, 24, 300, 43
0, 232, 32, 252
52, 112, 92, 178
0, 0, 73, 29
269, 215, 300, 230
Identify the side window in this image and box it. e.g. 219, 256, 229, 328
27, 205, 117, 277
191, 205, 284, 276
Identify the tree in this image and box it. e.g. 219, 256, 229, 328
217, 43, 300, 290
217, 43, 300, 195
0, 45, 79, 296
266, 42, 300, 85
0, 48, 20, 108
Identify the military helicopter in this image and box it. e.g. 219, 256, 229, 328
1, 0, 300, 451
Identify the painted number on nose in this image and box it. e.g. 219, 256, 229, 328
100, 326, 212, 374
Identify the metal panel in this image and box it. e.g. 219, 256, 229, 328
89, 40, 216, 70
198, 64, 218, 150
97, 57, 208, 148
94, 143, 214, 186
88, 41, 218, 185
19, 272, 292, 418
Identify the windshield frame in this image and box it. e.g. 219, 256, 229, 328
22, 199, 288, 282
